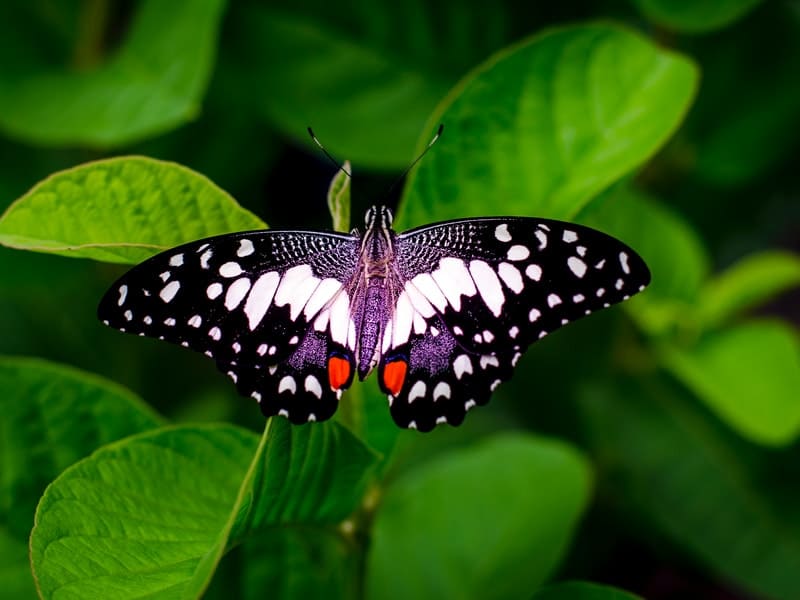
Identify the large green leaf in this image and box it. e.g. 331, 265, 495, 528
697, 251, 800, 330
235, 1, 510, 168
661, 321, 800, 446
0, 357, 162, 599
30, 419, 378, 599
0, 0, 227, 147
366, 433, 591, 600
630, 0, 763, 33
580, 374, 800, 598
0, 157, 266, 264
400, 23, 698, 226
30, 425, 256, 600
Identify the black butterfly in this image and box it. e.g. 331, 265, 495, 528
98, 205, 649, 432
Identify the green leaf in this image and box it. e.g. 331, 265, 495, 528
30, 424, 257, 600
0, 357, 162, 598
400, 23, 698, 226
0, 0, 227, 147
532, 581, 643, 600
327, 161, 351, 233
630, 0, 763, 33
660, 321, 800, 446
0, 156, 266, 264
0, 357, 163, 533
235, 2, 509, 168
579, 374, 800, 599
698, 251, 800, 330
366, 433, 592, 600
579, 185, 709, 335
30, 419, 378, 599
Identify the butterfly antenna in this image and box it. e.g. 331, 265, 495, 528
308, 127, 351, 178
386, 123, 444, 197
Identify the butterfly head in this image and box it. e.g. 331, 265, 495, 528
365, 205, 393, 231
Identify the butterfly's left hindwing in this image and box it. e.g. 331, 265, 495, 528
382, 217, 650, 430
98, 229, 360, 421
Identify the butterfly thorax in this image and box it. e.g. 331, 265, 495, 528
353, 206, 398, 379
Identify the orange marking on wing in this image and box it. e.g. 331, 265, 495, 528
328, 356, 351, 390
382, 360, 407, 396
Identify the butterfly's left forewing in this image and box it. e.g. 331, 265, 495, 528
383, 217, 650, 431
98, 229, 360, 422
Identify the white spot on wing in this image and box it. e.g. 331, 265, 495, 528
219, 261, 243, 278
535, 230, 547, 250
404, 281, 436, 317
620, 251, 630, 274
329, 291, 351, 346
568, 256, 587, 278
480, 356, 499, 369
244, 271, 280, 330
200, 249, 213, 269
207, 282, 223, 300
497, 262, 524, 294
225, 277, 252, 310
257, 343, 267, 356
159, 281, 180, 303
573, 293, 585, 303
433, 382, 451, 401
124, 310, 133, 321
169, 253, 184, 267
188, 315, 202, 328
408, 381, 427, 403
392, 292, 414, 346
529, 308, 541, 322
410, 273, 448, 312
469, 260, 505, 316
237, 239, 255, 257
118, 285, 128, 306
525, 264, 542, 281
548, 293, 562, 307
507, 245, 530, 261
304, 278, 341, 319
494, 223, 511, 242
563, 230, 578, 243
160, 271, 170, 282
453, 354, 473, 379
432, 257, 477, 311
305, 375, 323, 399
274, 265, 319, 320
509, 325, 519, 338
209, 326, 222, 341
278, 376, 297, 394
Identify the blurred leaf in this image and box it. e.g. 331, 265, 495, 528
30, 424, 256, 600
0, 156, 266, 264
698, 251, 800, 330
0, 0, 226, 147
366, 433, 592, 600
630, 0, 763, 33
532, 581, 643, 600
579, 185, 709, 336
327, 160, 351, 233
0, 357, 162, 598
580, 374, 800, 598
661, 320, 800, 446
687, 3, 800, 185
236, 1, 509, 168
400, 23, 698, 226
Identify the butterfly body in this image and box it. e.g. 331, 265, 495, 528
99, 206, 650, 432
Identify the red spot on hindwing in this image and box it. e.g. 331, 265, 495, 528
382, 360, 407, 396
327, 356, 351, 390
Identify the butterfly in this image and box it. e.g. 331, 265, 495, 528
98, 205, 650, 432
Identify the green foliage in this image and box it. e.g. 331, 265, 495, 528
0, 157, 265, 264
0, 0, 226, 147
366, 435, 591, 599
0, 2, 797, 599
